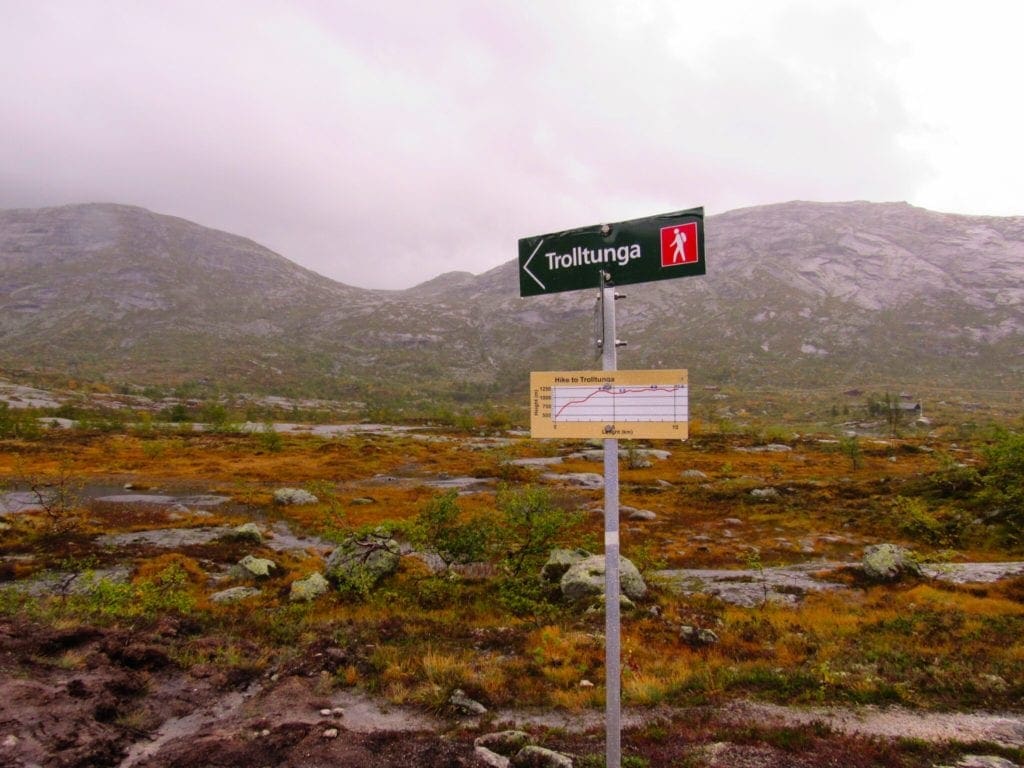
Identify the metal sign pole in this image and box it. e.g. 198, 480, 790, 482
600, 271, 621, 768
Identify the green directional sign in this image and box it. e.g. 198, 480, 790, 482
518, 207, 705, 297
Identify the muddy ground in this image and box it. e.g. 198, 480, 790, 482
3, 617, 1021, 768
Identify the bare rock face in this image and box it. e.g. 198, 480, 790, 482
2, 201, 1022, 397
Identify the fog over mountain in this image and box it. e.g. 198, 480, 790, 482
1, 201, 1022, 405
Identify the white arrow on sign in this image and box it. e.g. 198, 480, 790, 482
523, 238, 546, 290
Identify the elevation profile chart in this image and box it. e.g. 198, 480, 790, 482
530, 369, 689, 439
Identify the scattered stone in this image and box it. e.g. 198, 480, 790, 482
541, 472, 604, 490
508, 456, 564, 467
210, 586, 261, 603
475, 731, 531, 757
319, 708, 333, 716
751, 487, 779, 500
235, 555, 276, 578
680, 625, 720, 646
862, 544, 922, 582
324, 529, 401, 592
512, 745, 574, 768
229, 522, 263, 543
322, 728, 339, 739
680, 469, 708, 480
737, 444, 792, 453
3, 734, 19, 747
950, 757, 1019, 768
626, 507, 657, 521
475, 746, 511, 768
579, 679, 594, 688
449, 688, 487, 715
723, 517, 744, 526
274, 487, 319, 505
540, 548, 591, 582
561, 555, 647, 602
290, 572, 329, 602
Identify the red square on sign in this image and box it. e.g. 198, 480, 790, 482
660, 222, 698, 267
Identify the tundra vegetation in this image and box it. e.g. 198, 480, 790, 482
0, 392, 1022, 766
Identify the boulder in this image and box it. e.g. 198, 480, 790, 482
289, 572, 329, 602
862, 544, 922, 581
561, 554, 646, 602
751, 487, 779, 500
273, 487, 318, 505
235, 555, 276, 578
325, 529, 401, 593
540, 548, 591, 582
680, 469, 708, 480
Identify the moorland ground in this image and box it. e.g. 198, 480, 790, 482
1, 409, 1023, 767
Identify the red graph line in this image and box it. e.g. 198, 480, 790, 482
553, 385, 681, 419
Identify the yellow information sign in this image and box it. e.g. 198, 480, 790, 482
530, 369, 689, 439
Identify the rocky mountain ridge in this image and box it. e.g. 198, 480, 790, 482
1, 201, 1022, 405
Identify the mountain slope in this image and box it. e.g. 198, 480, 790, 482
1, 201, 1022, 404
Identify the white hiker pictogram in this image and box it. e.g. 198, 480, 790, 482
671, 227, 688, 262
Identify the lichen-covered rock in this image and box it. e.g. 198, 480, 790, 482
449, 688, 487, 715
324, 529, 401, 595
228, 522, 263, 543
561, 554, 646, 602
862, 543, 922, 581
235, 555, 276, 578
511, 745, 574, 768
273, 487, 318, 505
540, 548, 591, 582
289, 572, 329, 602
210, 586, 260, 603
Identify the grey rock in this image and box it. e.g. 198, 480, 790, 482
449, 688, 487, 715
862, 544, 922, 581
289, 572, 329, 602
511, 745, 574, 768
274, 487, 319, 505
235, 555, 276, 578
541, 472, 604, 490
680, 469, 708, 480
210, 586, 261, 603
737, 444, 792, 453
475, 746, 511, 768
751, 487, 779, 500
680, 625, 720, 646
475, 730, 531, 757
561, 555, 647, 602
952, 757, 1020, 768
541, 548, 591, 582
229, 522, 263, 543
627, 508, 657, 521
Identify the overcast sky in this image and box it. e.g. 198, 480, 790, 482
2, 1, 1022, 289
